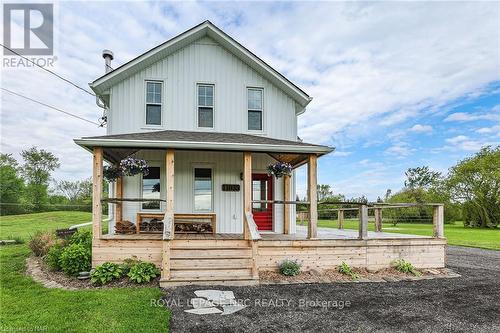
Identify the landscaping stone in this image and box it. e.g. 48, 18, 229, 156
184, 307, 222, 315
194, 290, 235, 302
190, 298, 216, 308
77, 276, 90, 280
221, 304, 247, 315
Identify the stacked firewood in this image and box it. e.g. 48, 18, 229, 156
175, 222, 213, 233
115, 220, 136, 234
141, 218, 163, 233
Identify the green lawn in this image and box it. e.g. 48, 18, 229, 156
300, 219, 499, 250
0, 212, 170, 333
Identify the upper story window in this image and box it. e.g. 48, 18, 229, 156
142, 167, 161, 210
145, 81, 162, 126
247, 88, 263, 131
197, 84, 214, 128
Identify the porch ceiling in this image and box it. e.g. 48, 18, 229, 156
74, 129, 334, 163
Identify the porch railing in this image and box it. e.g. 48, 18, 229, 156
252, 200, 445, 239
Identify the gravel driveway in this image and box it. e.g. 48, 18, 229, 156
162, 246, 500, 333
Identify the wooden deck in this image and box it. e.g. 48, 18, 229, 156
95, 228, 446, 287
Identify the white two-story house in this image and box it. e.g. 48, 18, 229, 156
76, 21, 332, 237
74, 21, 445, 287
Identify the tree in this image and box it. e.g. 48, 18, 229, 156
20, 147, 60, 211
0, 153, 25, 215
54, 180, 82, 201
54, 177, 93, 202
404, 166, 442, 189
317, 184, 333, 201
446, 146, 500, 228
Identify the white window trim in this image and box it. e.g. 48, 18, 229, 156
192, 164, 214, 213
246, 87, 264, 133
144, 80, 164, 128
140, 162, 162, 212
196, 82, 215, 130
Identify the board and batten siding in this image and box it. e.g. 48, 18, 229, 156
107, 36, 298, 141
118, 150, 295, 234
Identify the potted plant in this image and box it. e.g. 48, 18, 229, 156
267, 162, 292, 178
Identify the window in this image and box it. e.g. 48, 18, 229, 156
194, 168, 212, 211
197, 84, 214, 128
145, 81, 162, 125
142, 167, 160, 210
247, 88, 263, 131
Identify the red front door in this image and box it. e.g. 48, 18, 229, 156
252, 173, 273, 231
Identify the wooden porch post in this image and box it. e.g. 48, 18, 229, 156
243, 152, 252, 239
115, 174, 123, 224
307, 154, 318, 239
92, 147, 103, 240
374, 207, 382, 232
338, 209, 344, 229
162, 149, 175, 280
283, 175, 291, 234
433, 204, 444, 238
359, 204, 368, 239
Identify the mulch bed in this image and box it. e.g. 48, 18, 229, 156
260, 266, 453, 284
27, 256, 159, 290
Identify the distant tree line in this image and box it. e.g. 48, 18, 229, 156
312, 146, 499, 228
0, 147, 108, 216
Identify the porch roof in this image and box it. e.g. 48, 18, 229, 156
74, 129, 334, 165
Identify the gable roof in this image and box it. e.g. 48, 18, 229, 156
90, 21, 312, 108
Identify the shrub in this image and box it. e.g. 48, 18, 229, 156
121, 257, 141, 275
279, 259, 301, 276
91, 262, 123, 285
393, 259, 421, 276
59, 243, 91, 276
338, 262, 359, 280
44, 240, 66, 271
127, 261, 160, 283
28, 231, 55, 256
68, 229, 92, 249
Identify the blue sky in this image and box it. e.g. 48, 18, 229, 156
1, 1, 499, 200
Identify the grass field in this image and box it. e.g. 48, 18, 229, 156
300, 219, 499, 250
0, 212, 170, 333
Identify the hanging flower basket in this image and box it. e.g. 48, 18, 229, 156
120, 157, 149, 177
267, 162, 292, 178
103, 166, 122, 182
103, 158, 150, 182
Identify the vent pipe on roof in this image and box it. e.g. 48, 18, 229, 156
102, 49, 114, 74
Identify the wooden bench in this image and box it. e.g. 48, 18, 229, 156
136, 213, 217, 234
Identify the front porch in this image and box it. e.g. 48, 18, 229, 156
77, 130, 446, 287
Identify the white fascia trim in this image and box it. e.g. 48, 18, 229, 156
73, 138, 334, 154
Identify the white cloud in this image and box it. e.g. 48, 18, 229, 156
409, 124, 433, 133
444, 135, 490, 151
384, 143, 413, 157
444, 105, 500, 122
332, 151, 352, 157
476, 125, 500, 135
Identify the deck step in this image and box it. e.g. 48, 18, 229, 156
171, 240, 248, 248
169, 269, 253, 280
171, 258, 252, 270
170, 248, 252, 259
160, 279, 259, 288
